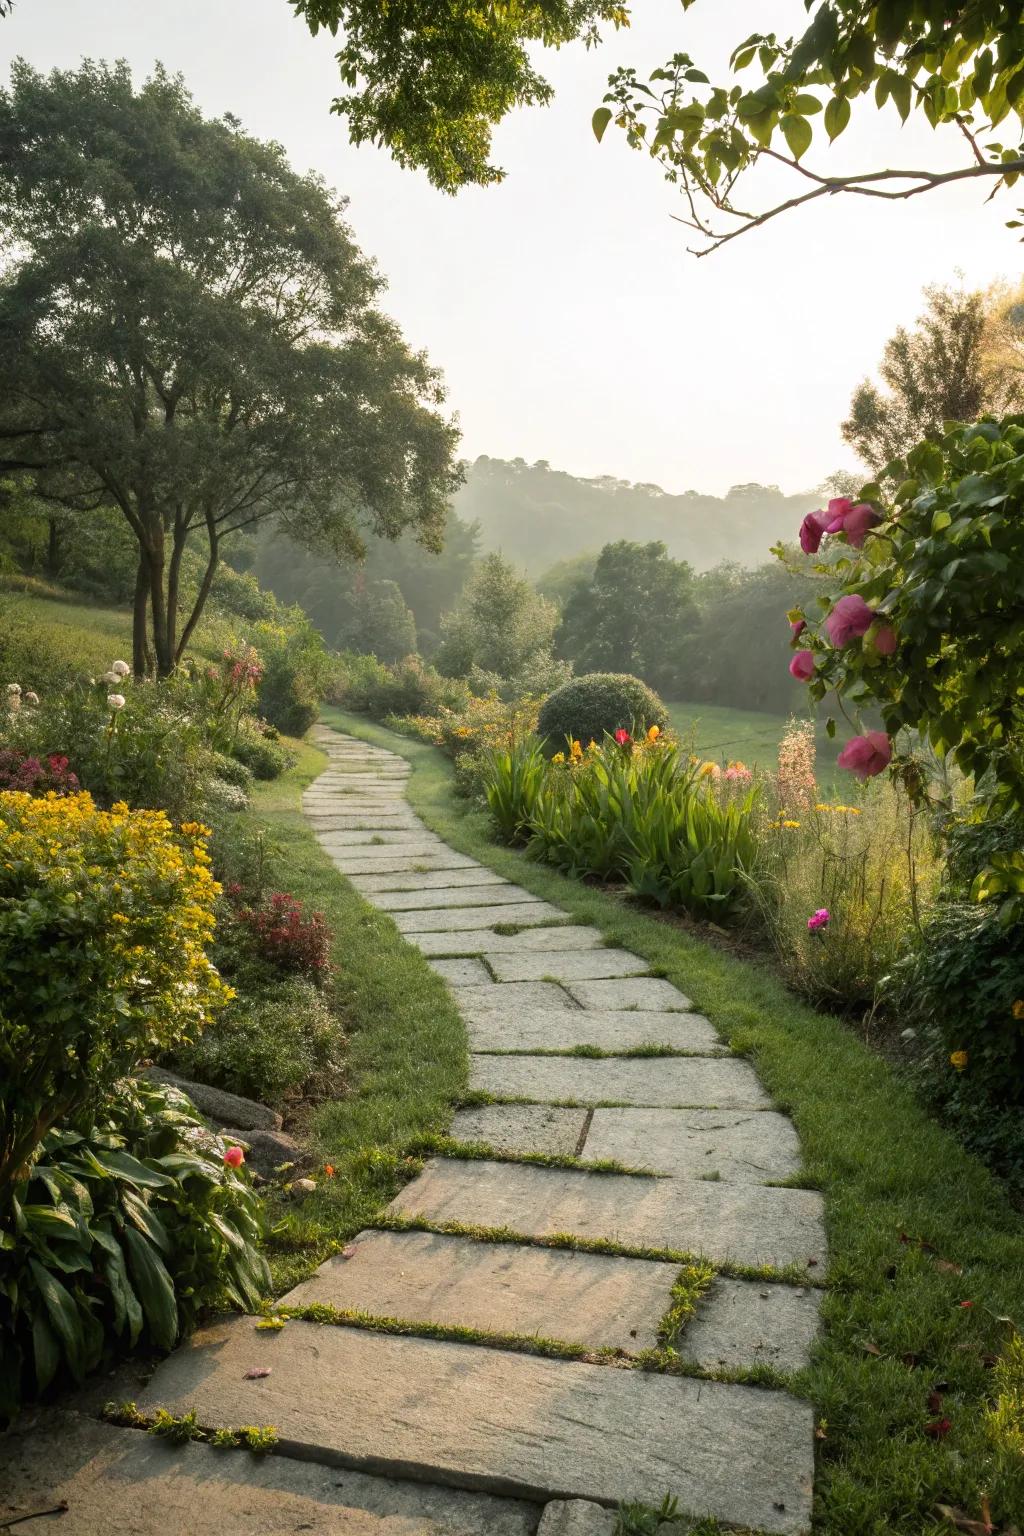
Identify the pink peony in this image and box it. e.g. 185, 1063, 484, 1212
825, 594, 876, 647
224, 1145, 245, 1169
799, 511, 830, 555
789, 619, 806, 641
789, 650, 815, 682
837, 730, 892, 781
807, 908, 830, 932
614, 728, 630, 745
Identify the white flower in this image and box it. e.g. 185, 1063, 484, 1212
24, 691, 39, 706
5, 683, 21, 695
102, 671, 120, 684
107, 694, 126, 711
110, 660, 130, 678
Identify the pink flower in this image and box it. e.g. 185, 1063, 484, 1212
789, 650, 815, 682
837, 731, 892, 781
826, 499, 881, 548
807, 908, 830, 932
799, 511, 830, 554
224, 1145, 245, 1169
789, 619, 806, 641
823, 497, 854, 532
872, 623, 898, 656
825, 594, 876, 647
614, 728, 630, 745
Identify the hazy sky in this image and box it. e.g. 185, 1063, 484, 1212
2, 0, 1018, 495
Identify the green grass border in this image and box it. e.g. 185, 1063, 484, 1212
321, 706, 1024, 1535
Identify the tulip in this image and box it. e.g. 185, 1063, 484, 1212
825, 594, 876, 647
837, 730, 892, 781
789, 650, 815, 682
614, 728, 630, 745
224, 1145, 245, 1169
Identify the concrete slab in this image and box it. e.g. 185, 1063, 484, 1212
394, 902, 564, 934
583, 1108, 802, 1183
390, 1159, 827, 1270
469, 1055, 771, 1110
466, 1008, 723, 1055
680, 1277, 823, 1375
350, 869, 508, 893
137, 1319, 814, 1534
0, 1410, 537, 1536
565, 979, 693, 1011
281, 1228, 677, 1353
430, 957, 494, 987
486, 951, 651, 983
456, 983, 576, 1012
450, 1104, 589, 1157
410, 926, 606, 957
372, 885, 541, 912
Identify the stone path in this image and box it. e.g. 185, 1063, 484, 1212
1, 727, 825, 1536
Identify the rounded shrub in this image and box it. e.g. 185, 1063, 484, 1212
536, 673, 668, 754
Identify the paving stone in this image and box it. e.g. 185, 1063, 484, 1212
315, 829, 447, 846
410, 926, 606, 957
457, 982, 576, 1011
430, 957, 494, 986
538, 1501, 617, 1536
466, 1007, 723, 1055
145, 1069, 282, 1131
469, 1055, 770, 1109
309, 817, 421, 830
565, 978, 693, 1011
450, 1104, 588, 1157
583, 1108, 802, 1183
390, 1159, 826, 1270
0, 1411, 536, 1536
372, 885, 541, 912
485, 950, 651, 983
680, 1277, 823, 1375
282, 1228, 676, 1352
137, 1318, 814, 1534
393, 901, 564, 933
350, 869, 509, 893
334, 854, 481, 876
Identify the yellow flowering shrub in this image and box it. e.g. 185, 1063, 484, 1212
0, 790, 230, 1196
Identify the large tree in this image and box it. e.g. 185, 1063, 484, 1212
0, 61, 460, 676
291, 3, 1024, 251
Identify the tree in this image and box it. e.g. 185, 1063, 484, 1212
340, 578, 417, 662
556, 540, 698, 696
291, 3, 1024, 252
435, 552, 563, 690
0, 62, 460, 676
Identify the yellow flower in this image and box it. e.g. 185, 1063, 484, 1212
1013, 1000, 1024, 1021
570, 739, 583, 761
782, 819, 801, 829
552, 752, 566, 765
647, 725, 661, 742
950, 1050, 969, 1072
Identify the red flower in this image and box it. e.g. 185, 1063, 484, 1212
614, 729, 630, 745
224, 1146, 245, 1169
924, 1417, 952, 1439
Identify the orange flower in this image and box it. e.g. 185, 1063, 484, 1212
323, 1163, 336, 1177
949, 1050, 968, 1072
647, 724, 661, 742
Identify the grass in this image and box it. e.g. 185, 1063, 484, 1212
664, 699, 843, 791
323, 704, 1024, 1536
239, 738, 469, 1292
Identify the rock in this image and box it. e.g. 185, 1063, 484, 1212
350, 869, 508, 894
220, 1127, 304, 1179
370, 885, 541, 912
457, 982, 575, 1012
429, 957, 494, 987
146, 1070, 281, 1132
468, 1054, 771, 1110
537, 1500, 618, 1536
290, 1178, 317, 1198
410, 926, 605, 957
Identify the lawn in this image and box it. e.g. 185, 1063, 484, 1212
322, 703, 1024, 1536
665, 700, 845, 790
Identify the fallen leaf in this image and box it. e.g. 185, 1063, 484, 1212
244, 1367, 272, 1379
861, 1341, 883, 1357
925, 1416, 952, 1439
935, 1259, 963, 1275
934, 1503, 994, 1535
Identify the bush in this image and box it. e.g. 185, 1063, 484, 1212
230, 890, 332, 982
256, 629, 331, 736
537, 673, 668, 755
0, 746, 78, 794
232, 718, 293, 780
168, 979, 344, 1106
0, 790, 230, 1201
0, 1077, 267, 1418
211, 753, 254, 792
204, 777, 250, 815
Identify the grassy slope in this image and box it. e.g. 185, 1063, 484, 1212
323, 705, 1024, 1536
0, 588, 227, 682
665, 700, 844, 790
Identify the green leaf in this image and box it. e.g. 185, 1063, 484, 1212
780, 114, 812, 160
791, 93, 823, 115
824, 94, 851, 141
592, 107, 613, 143
32, 1311, 61, 1392
122, 1227, 179, 1351
27, 1259, 86, 1380
85, 1146, 174, 1189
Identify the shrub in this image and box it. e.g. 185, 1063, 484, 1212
256, 629, 331, 736
327, 649, 389, 711
230, 890, 332, 982
204, 777, 250, 815
366, 655, 469, 720
211, 753, 255, 792
168, 979, 344, 1106
0, 1077, 267, 1418
231, 718, 293, 780
537, 673, 668, 756
479, 733, 549, 842
0, 747, 78, 794
0, 791, 230, 1201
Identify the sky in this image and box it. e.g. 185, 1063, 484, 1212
1, 0, 1019, 496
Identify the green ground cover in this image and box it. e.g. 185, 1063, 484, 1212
322, 704, 1024, 1536
665, 700, 843, 789
0, 587, 225, 682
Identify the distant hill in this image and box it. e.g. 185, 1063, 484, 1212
453, 456, 822, 574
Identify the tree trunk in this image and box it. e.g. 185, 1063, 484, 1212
146, 523, 174, 679
175, 517, 220, 664
45, 515, 62, 577
132, 554, 150, 679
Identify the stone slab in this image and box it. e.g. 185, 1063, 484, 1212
372, 885, 540, 912
469, 1055, 770, 1110
485, 950, 651, 983
583, 1108, 802, 1183
317, 831, 444, 848
351, 869, 509, 893
457, 982, 576, 1011
410, 926, 606, 957
393, 902, 564, 933
430, 957, 494, 987
390, 1159, 827, 1270
565, 979, 693, 1011
681, 1277, 823, 1375
333, 855, 481, 876
466, 1008, 723, 1055
0, 1411, 536, 1536
282, 1228, 677, 1352
138, 1319, 814, 1534
310, 818, 421, 831
538, 1502, 617, 1536
146, 1069, 282, 1131
450, 1103, 588, 1157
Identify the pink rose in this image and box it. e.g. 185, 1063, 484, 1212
789, 650, 815, 682
807, 908, 830, 932
224, 1145, 245, 1169
825, 594, 876, 647
824, 498, 881, 548
799, 511, 830, 555
789, 619, 806, 641
823, 497, 854, 533
837, 730, 892, 781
